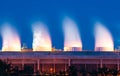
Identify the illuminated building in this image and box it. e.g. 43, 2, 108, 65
1, 50, 120, 73
0, 21, 117, 73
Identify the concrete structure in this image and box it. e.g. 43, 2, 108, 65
0, 51, 120, 73
64, 47, 82, 51
95, 47, 113, 51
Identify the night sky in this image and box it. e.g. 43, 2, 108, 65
0, 0, 119, 50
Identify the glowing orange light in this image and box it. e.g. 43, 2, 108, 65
94, 22, 114, 51
1, 23, 21, 51
32, 22, 52, 51
63, 17, 82, 51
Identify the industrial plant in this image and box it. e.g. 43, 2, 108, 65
0, 17, 119, 75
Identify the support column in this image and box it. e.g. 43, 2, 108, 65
85, 64, 86, 69
34, 63, 36, 73
37, 59, 40, 71
117, 59, 119, 70
97, 64, 98, 71
42, 64, 44, 72
68, 59, 71, 66
65, 64, 66, 71
100, 59, 103, 68
22, 60, 24, 70
53, 63, 55, 73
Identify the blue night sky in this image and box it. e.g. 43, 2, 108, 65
0, 0, 120, 50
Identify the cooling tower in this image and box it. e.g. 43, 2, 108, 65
94, 22, 114, 51
1, 23, 21, 51
63, 17, 82, 51
32, 22, 52, 51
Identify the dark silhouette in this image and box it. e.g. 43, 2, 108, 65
98, 66, 108, 76
79, 67, 87, 76
0, 60, 12, 76
0, 59, 120, 76
67, 65, 77, 76
23, 65, 34, 75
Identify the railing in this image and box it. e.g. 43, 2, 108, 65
0, 51, 120, 59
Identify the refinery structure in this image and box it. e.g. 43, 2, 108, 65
0, 17, 114, 52
0, 17, 119, 73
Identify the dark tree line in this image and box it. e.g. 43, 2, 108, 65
67, 65, 120, 76
0, 60, 12, 76
0, 60, 34, 76
0, 60, 120, 76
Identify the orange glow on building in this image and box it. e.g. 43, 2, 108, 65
94, 22, 114, 51
32, 22, 52, 51
64, 42, 82, 51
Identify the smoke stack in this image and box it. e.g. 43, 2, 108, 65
94, 22, 114, 51
32, 22, 52, 51
1, 23, 21, 51
63, 17, 82, 51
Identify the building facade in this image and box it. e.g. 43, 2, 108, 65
0, 51, 120, 73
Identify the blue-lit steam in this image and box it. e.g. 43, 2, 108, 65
32, 22, 52, 51
94, 22, 114, 51
63, 17, 82, 51
1, 23, 21, 51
